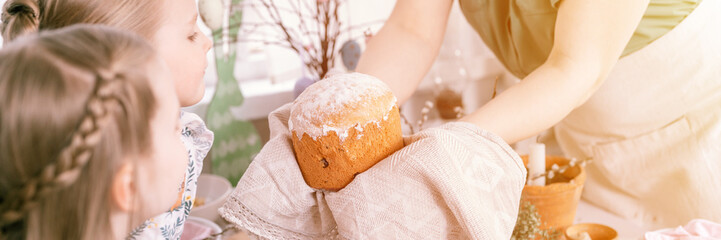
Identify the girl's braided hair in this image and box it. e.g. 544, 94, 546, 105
0, 24, 158, 239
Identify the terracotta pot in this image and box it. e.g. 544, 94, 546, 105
521, 155, 586, 233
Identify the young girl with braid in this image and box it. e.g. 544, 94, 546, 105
0, 25, 189, 239
1, 0, 214, 238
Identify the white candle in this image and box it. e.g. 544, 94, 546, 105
528, 142, 546, 186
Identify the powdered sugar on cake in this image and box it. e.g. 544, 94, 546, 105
289, 72, 397, 142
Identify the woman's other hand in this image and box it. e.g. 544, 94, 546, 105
462, 0, 649, 143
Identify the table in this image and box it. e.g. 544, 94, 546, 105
213, 200, 646, 239
575, 200, 647, 239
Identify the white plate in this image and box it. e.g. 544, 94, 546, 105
185, 216, 222, 240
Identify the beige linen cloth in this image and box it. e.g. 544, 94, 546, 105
219, 103, 526, 239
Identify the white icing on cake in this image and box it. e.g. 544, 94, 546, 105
289, 72, 397, 142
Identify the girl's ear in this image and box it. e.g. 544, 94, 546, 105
110, 162, 136, 212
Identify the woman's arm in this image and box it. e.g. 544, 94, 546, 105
355, 0, 454, 104
461, 0, 649, 143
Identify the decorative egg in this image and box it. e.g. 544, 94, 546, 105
198, 0, 224, 30
435, 88, 464, 119
340, 40, 361, 71
294, 76, 316, 99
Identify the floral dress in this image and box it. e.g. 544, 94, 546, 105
127, 111, 214, 240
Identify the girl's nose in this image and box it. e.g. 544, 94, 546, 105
201, 33, 212, 53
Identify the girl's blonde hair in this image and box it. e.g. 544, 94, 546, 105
0, 25, 158, 240
1, 0, 164, 43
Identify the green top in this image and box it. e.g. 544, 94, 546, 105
459, 0, 701, 78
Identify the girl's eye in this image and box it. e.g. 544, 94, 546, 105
188, 32, 199, 42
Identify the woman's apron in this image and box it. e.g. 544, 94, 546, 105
554, 0, 721, 229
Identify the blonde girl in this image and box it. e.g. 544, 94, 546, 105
2, 0, 214, 238
0, 25, 188, 239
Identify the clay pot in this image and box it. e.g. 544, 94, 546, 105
521, 155, 586, 233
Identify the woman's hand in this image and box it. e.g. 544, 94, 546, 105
355, 0, 454, 105
462, 0, 649, 143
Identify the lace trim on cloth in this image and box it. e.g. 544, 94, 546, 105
220, 196, 344, 240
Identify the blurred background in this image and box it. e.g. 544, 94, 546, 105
0, 0, 521, 148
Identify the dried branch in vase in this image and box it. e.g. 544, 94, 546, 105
528, 157, 593, 183
398, 107, 416, 134
398, 100, 434, 135
215, 0, 383, 80
417, 100, 435, 131
491, 76, 499, 99
399, 75, 503, 134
